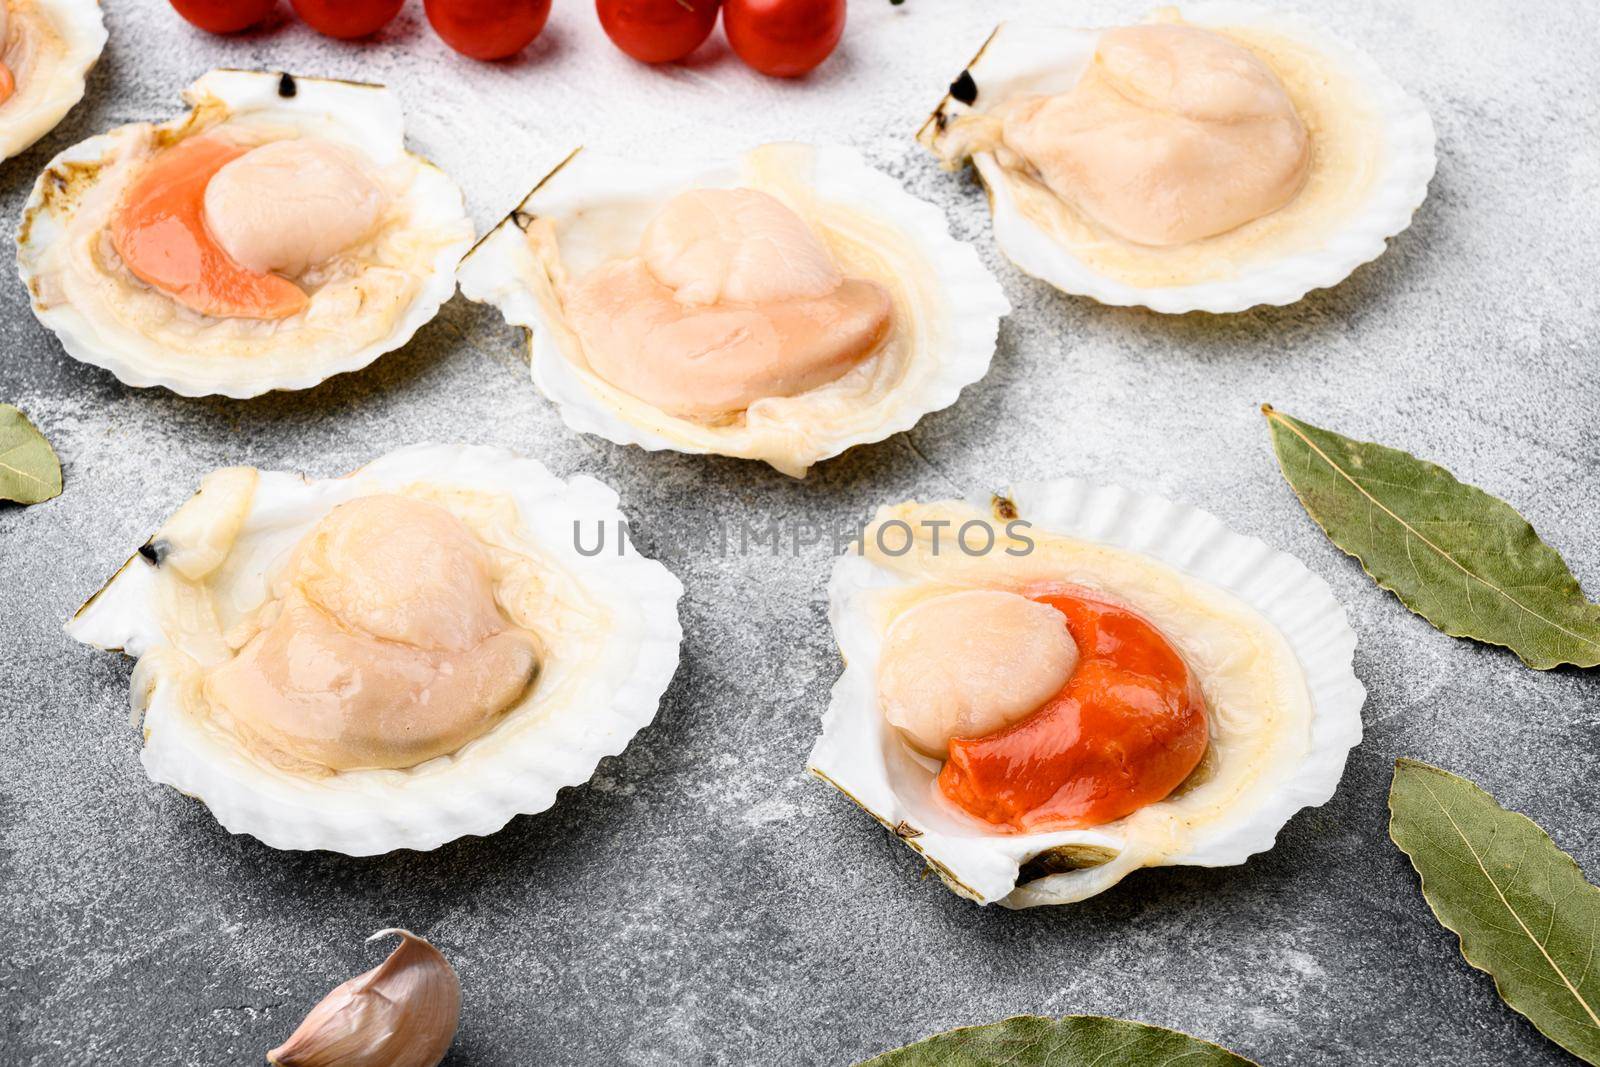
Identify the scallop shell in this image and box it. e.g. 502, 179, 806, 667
15, 70, 472, 397
457, 143, 1010, 478
0, 0, 106, 161
66, 444, 684, 855
919, 3, 1437, 313
806, 479, 1366, 907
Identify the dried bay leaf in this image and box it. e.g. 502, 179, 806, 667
1262, 405, 1600, 669
858, 1015, 1258, 1066
1389, 759, 1600, 1064
0, 404, 63, 506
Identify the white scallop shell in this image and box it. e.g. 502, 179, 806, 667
806, 479, 1366, 907
65, 444, 684, 855
15, 70, 472, 397
457, 143, 1009, 478
921, 3, 1437, 314
0, 0, 106, 161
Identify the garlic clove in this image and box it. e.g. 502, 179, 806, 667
268, 928, 460, 1067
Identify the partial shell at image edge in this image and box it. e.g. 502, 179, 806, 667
806, 479, 1367, 907
0, 0, 107, 161
64, 444, 685, 855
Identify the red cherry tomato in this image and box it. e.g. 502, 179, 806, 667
596, 0, 720, 64
723, 0, 843, 78
425, 0, 553, 59
168, 0, 278, 34
291, 0, 404, 38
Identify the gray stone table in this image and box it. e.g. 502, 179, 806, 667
2, 1, 1597, 1064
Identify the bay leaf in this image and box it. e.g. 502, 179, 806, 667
1389, 758, 1600, 1064
858, 1015, 1258, 1066
1262, 405, 1600, 669
0, 404, 63, 506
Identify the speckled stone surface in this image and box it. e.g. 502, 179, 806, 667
2, 1, 1597, 1064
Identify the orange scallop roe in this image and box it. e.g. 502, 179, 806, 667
938, 589, 1208, 833
110, 136, 309, 320
0, 63, 14, 106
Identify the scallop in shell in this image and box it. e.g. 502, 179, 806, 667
919, 3, 1436, 313
16, 70, 472, 397
807, 479, 1365, 906
457, 143, 1009, 478
66, 444, 684, 855
0, 0, 106, 161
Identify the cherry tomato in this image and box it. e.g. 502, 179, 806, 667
168, 0, 278, 34
291, 0, 404, 38
723, 0, 843, 78
596, 0, 720, 64
425, 0, 553, 59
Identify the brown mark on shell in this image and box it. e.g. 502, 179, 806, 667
1017, 844, 1121, 885
20, 159, 104, 246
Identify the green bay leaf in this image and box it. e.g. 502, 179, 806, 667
858, 1015, 1258, 1066
1389, 759, 1600, 1064
1262, 405, 1600, 669
0, 404, 63, 506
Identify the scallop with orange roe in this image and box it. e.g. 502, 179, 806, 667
0, 0, 106, 162
935, 590, 1209, 833
110, 137, 311, 321
17, 70, 471, 397
808, 480, 1366, 907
